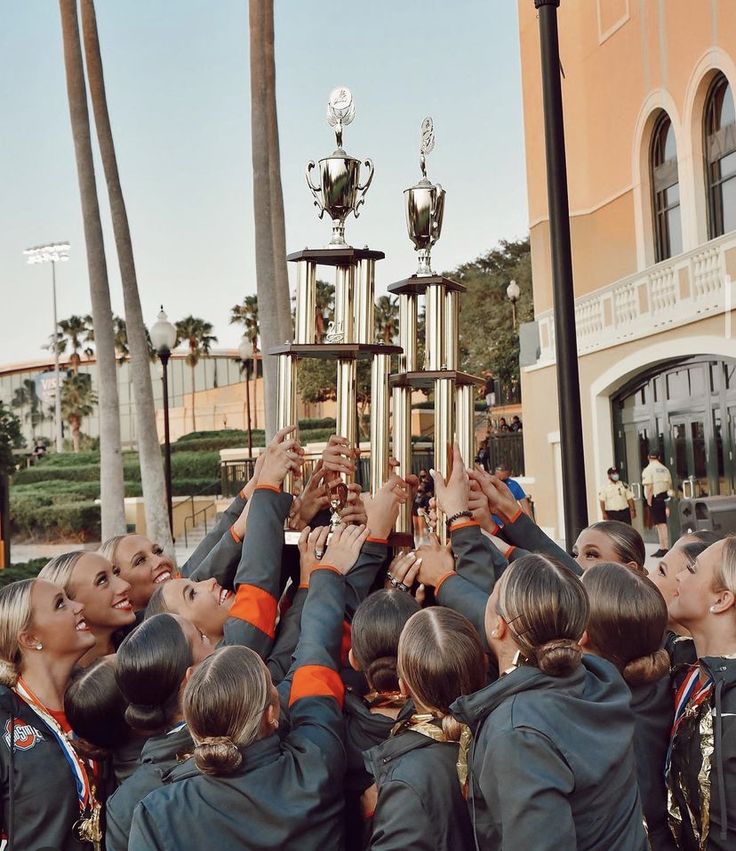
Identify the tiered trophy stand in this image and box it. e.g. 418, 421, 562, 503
269, 88, 401, 524
389, 118, 483, 542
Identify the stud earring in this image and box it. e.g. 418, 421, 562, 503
709, 605, 717, 613
490, 629, 498, 638
35, 643, 43, 651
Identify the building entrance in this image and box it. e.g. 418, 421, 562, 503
612, 357, 736, 541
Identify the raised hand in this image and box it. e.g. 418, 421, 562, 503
240, 451, 267, 501
415, 534, 455, 588
259, 426, 304, 488
321, 435, 356, 482
385, 550, 422, 593
297, 526, 330, 585
288, 461, 331, 530
430, 444, 469, 518
468, 466, 519, 522
469, 478, 496, 533
339, 483, 368, 526
322, 523, 370, 574
364, 474, 410, 540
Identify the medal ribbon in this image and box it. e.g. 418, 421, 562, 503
14, 678, 94, 814
666, 665, 714, 771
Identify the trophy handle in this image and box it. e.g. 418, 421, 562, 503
430, 183, 444, 237
305, 161, 326, 219
353, 158, 375, 218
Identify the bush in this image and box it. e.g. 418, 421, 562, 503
172, 433, 266, 453
13, 464, 102, 485
170, 451, 220, 480
0, 559, 49, 587
172, 478, 220, 497
11, 500, 101, 542
297, 417, 336, 430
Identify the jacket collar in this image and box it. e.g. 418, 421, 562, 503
140, 723, 194, 765
700, 656, 736, 688
239, 732, 282, 773
364, 729, 437, 782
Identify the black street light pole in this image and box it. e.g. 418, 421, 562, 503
535, 0, 588, 545
160, 348, 174, 536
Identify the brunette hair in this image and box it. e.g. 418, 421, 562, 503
38, 551, 85, 592
351, 590, 420, 693
184, 645, 272, 776
494, 554, 589, 677
587, 520, 646, 571
116, 614, 193, 732
710, 535, 736, 596
0, 580, 36, 687
582, 562, 669, 685
65, 658, 130, 754
398, 607, 486, 741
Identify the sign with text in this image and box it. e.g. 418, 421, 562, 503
35, 370, 67, 405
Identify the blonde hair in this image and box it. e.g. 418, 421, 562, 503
495, 554, 589, 677
398, 608, 486, 741
98, 536, 126, 570
184, 646, 272, 775
711, 536, 736, 597
38, 551, 85, 594
0, 580, 37, 687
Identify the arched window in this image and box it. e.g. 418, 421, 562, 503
650, 112, 682, 262
705, 73, 736, 239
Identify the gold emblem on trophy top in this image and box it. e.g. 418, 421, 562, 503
306, 87, 374, 247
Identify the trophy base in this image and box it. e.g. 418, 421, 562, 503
287, 247, 385, 265
389, 369, 485, 390
387, 274, 466, 295
269, 342, 402, 361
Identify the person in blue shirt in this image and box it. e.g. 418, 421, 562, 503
492, 463, 531, 526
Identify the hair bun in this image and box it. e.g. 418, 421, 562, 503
622, 648, 670, 686
194, 736, 242, 776
365, 655, 400, 693
125, 702, 167, 732
535, 639, 582, 677
0, 660, 18, 688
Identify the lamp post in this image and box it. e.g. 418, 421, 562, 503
238, 336, 254, 460
534, 0, 589, 544
506, 279, 520, 328
23, 242, 70, 453
150, 306, 177, 535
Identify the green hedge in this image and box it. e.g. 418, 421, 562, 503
172, 433, 266, 453
0, 559, 49, 587
10, 500, 101, 542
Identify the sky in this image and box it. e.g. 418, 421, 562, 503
0, 0, 529, 367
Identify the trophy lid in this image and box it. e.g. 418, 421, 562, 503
405, 117, 440, 191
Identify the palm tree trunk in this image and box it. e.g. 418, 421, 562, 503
80, 0, 173, 553
70, 415, 81, 453
249, 0, 291, 437
263, 0, 292, 344
191, 363, 197, 432
59, 0, 126, 539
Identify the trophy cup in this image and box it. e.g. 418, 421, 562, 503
388, 118, 483, 542
328, 481, 349, 530
271, 87, 402, 545
404, 118, 446, 276
306, 87, 375, 248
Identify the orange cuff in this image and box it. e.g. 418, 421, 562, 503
255, 483, 281, 493
449, 519, 479, 533
230, 526, 242, 544
290, 665, 345, 708
366, 536, 389, 545
504, 545, 515, 560
230, 584, 278, 638
435, 571, 457, 594
505, 507, 523, 524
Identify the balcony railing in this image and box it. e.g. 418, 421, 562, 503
535, 231, 736, 363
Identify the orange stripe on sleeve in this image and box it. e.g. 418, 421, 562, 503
340, 619, 352, 665
255, 484, 281, 493
449, 520, 479, 532
290, 665, 345, 708
505, 507, 523, 524
366, 536, 389, 545
229, 584, 278, 638
435, 571, 457, 594
504, 545, 516, 560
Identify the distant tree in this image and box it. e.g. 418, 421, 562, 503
230, 295, 259, 353
374, 295, 399, 344
315, 280, 334, 341
0, 402, 25, 476
57, 314, 94, 373
175, 316, 217, 431
61, 372, 97, 453
112, 315, 129, 363
11, 379, 47, 439
451, 238, 533, 395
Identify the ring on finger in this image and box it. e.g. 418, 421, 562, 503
397, 582, 409, 592
315, 549, 325, 560
386, 571, 395, 582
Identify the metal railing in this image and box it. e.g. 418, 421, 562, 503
172, 482, 220, 547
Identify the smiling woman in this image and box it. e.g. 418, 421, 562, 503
39, 550, 136, 665
99, 534, 175, 612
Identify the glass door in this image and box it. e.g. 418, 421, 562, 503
670, 414, 709, 498
622, 421, 655, 542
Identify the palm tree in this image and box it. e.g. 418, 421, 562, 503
249, 0, 292, 437
175, 316, 217, 432
80, 0, 173, 552
57, 314, 94, 373
230, 295, 259, 354
59, 0, 126, 537
11, 379, 46, 439
375, 295, 400, 344
61, 373, 97, 453
315, 280, 334, 341
111, 315, 129, 363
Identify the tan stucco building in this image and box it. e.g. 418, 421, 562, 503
517, 0, 736, 542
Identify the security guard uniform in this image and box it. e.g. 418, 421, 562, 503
598, 479, 634, 524
642, 459, 672, 525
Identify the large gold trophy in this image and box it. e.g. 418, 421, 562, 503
270, 88, 400, 503
271, 95, 479, 545
389, 118, 482, 541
